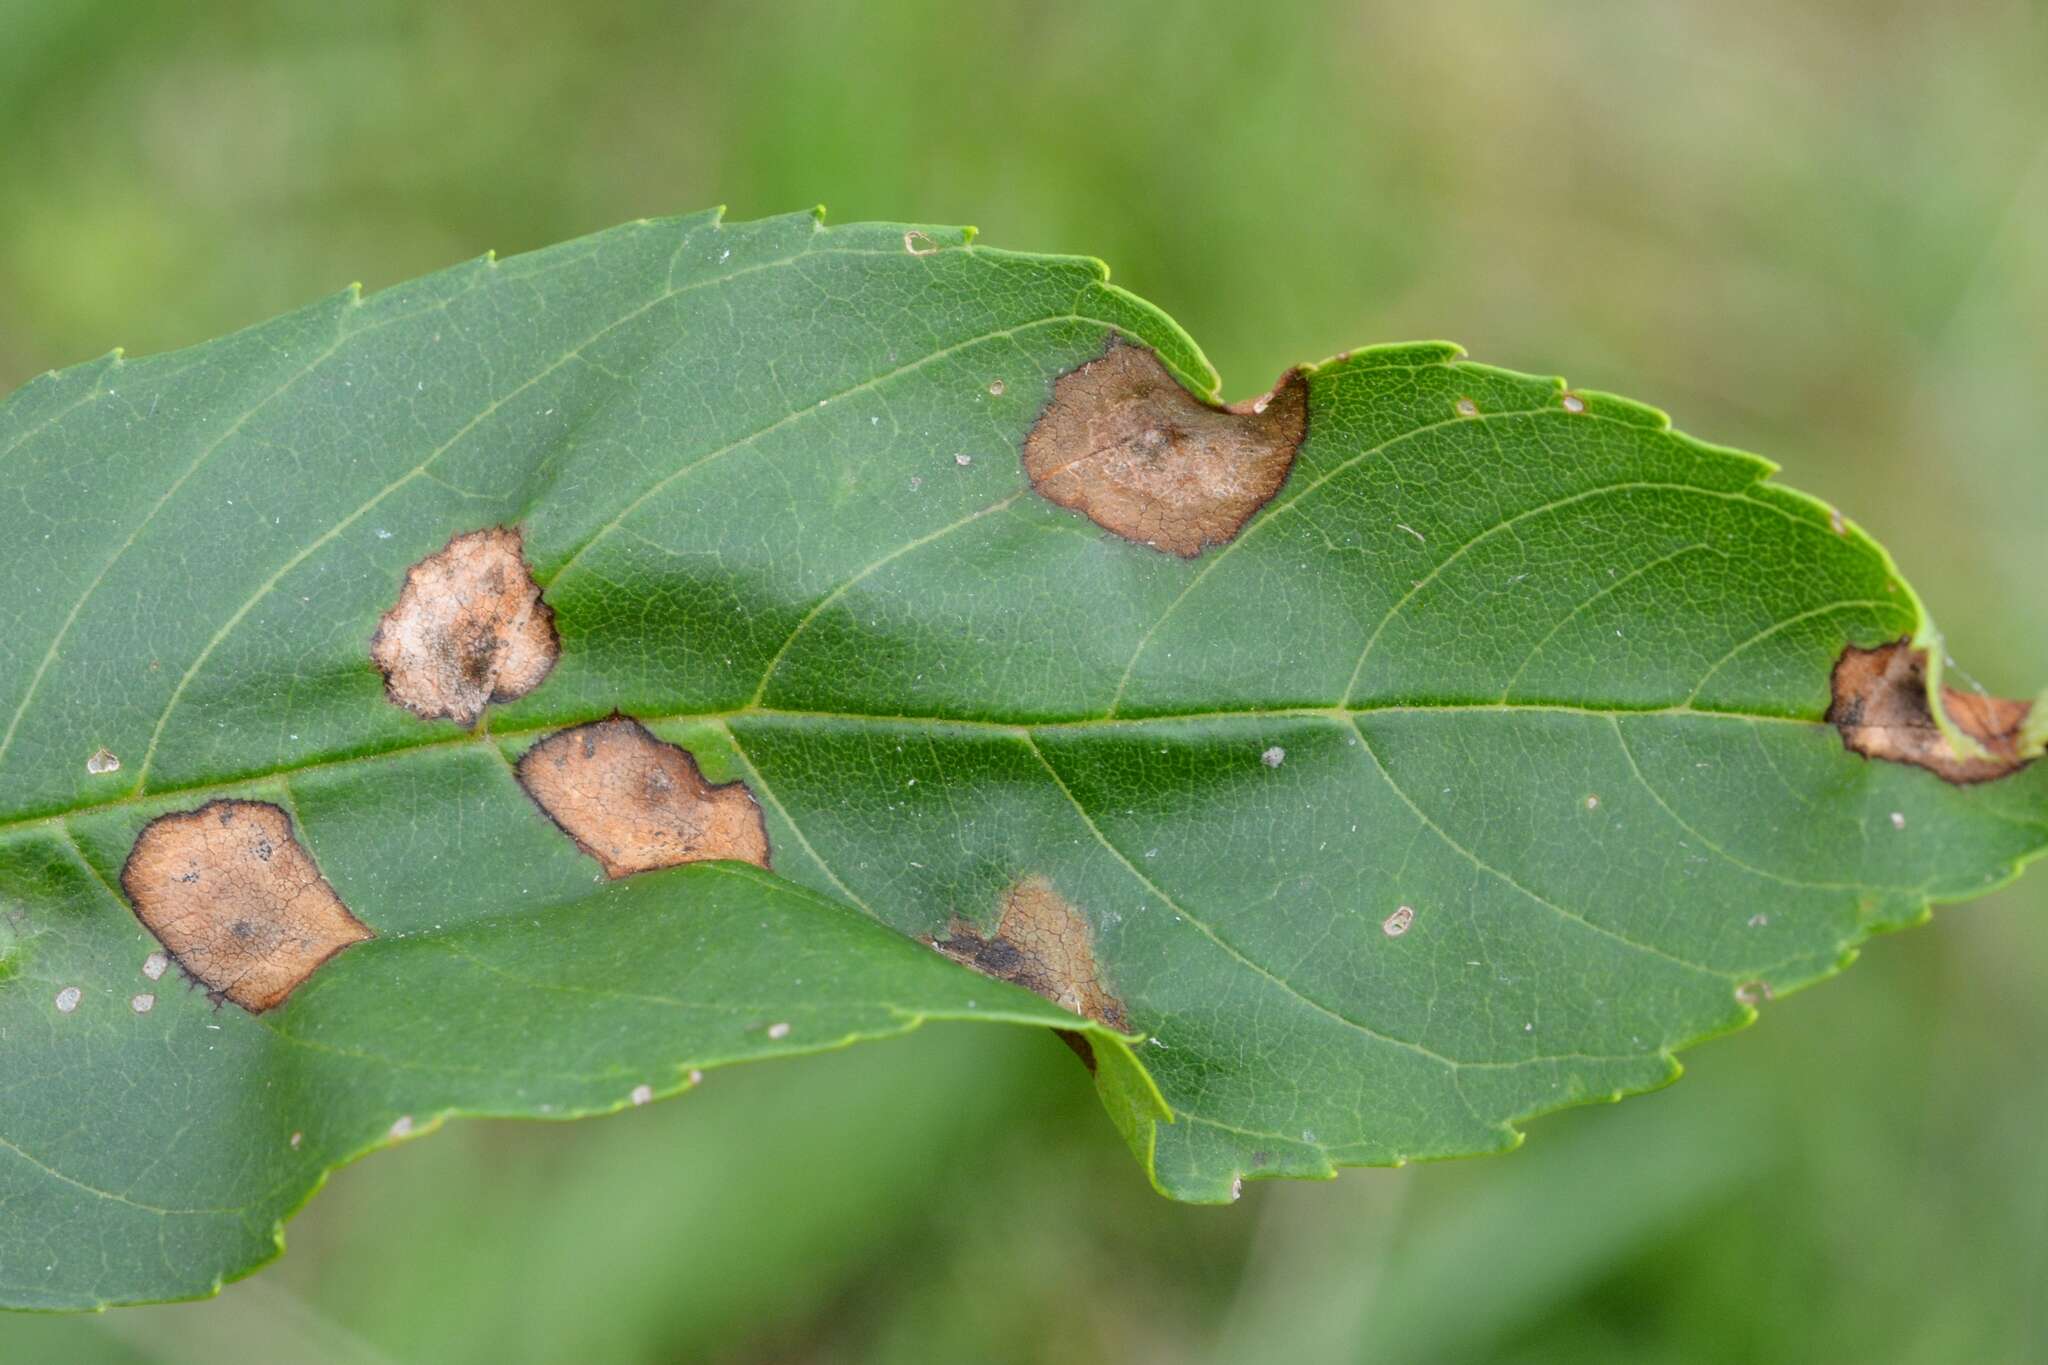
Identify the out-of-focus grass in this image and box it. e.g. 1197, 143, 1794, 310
3, 2, 2044, 1360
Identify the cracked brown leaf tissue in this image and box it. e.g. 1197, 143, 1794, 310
516, 717, 771, 877
1828, 641, 2033, 784
1023, 341, 1307, 557
120, 800, 373, 1013
371, 526, 559, 727
933, 876, 1127, 1031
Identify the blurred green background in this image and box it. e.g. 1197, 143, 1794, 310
4, 1, 2046, 1360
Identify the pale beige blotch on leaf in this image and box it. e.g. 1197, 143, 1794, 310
1022, 341, 1307, 557
1827, 640, 2034, 784
516, 717, 770, 878
371, 526, 558, 727
932, 875, 1128, 1031
119, 800, 373, 1013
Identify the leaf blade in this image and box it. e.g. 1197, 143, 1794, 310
2, 207, 2041, 1307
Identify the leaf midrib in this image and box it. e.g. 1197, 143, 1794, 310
2, 698, 1834, 837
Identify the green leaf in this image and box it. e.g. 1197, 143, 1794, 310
2, 208, 2043, 1310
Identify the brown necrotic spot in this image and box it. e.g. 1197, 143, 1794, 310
515, 717, 770, 877
1021, 341, 1307, 557
932, 876, 1127, 1033
1827, 640, 2033, 784
371, 526, 558, 727
119, 800, 372, 1013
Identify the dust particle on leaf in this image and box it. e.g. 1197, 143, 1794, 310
1021, 341, 1307, 557
119, 800, 373, 1014
932, 876, 1128, 1032
515, 717, 771, 878
1826, 640, 2033, 784
370, 526, 559, 727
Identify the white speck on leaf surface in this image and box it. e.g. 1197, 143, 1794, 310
1890, 811, 1907, 830
1383, 905, 1415, 937
1561, 393, 1587, 414
688, 1069, 704, 1085
289, 1131, 303, 1150
129, 993, 154, 1014
767, 1022, 792, 1040
54, 987, 80, 1014
389, 1115, 414, 1139
142, 952, 168, 980
1261, 746, 1286, 768
630, 1084, 654, 1107
86, 747, 120, 775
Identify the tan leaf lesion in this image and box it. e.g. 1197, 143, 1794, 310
932, 875, 1128, 1032
515, 717, 770, 878
1022, 341, 1307, 557
371, 526, 559, 727
1827, 640, 2034, 784
119, 800, 372, 1013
